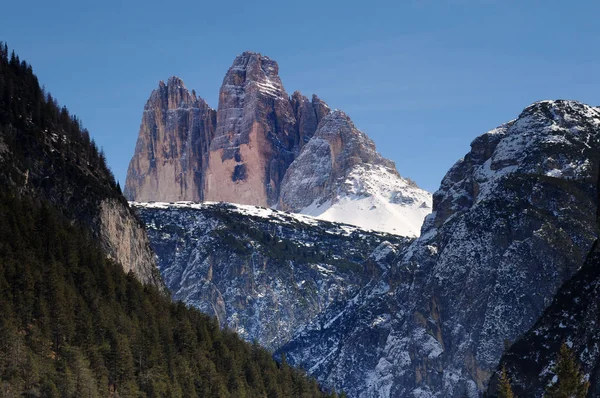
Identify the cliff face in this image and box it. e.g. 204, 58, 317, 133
204, 52, 301, 207
279, 111, 432, 236
489, 240, 600, 397
489, 141, 600, 397
132, 201, 410, 351
126, 52, 432, 236
98, 199, 163, 286
0, 67, 164, 289
279, 100, 600, 397
124, 76, 216, 202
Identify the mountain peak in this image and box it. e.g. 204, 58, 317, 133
166, 75, 185, 86
125, 75, 217, 202
128, 52, 430, 236
518, 99, 600, 124
279, 107, 431, 235
238, 50, 271, 60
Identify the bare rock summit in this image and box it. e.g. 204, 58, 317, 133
126, 52, 432, 236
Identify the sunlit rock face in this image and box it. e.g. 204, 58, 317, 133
125, 76, 216, 202
205, 52, 307, 207
126, 52, 432, 236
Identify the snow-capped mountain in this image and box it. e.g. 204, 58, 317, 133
131, 201, 410, 351
279, 100, 600, 397
125, 52, 431, 236
279, 110, 431, 236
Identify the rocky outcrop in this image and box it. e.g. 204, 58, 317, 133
98, 199, 163, 286
291, 91, 329, 151
280, 100, 600, 397
0, 97, 164, 289
125, 52, 431, 236
132, 201, 410, 351
489, 162, 600, 397
124, 76, 216, 202
489, 239, 600, 397
279, 111, 432, 235
204, 52, 299, 207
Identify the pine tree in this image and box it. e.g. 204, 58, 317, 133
545, 342, 590, 398
498, 365, 515, 398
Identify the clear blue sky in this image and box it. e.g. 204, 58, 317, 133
2, 0, 599, 192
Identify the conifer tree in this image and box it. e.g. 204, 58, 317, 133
498, 365, 515, 398
545, 342, 589, 398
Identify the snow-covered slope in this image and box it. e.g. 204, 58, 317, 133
300, 164, 432, 236
131, 200, 411, 351
279, 110, 432, 236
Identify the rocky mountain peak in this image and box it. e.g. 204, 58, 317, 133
147, 76, 204, 111
127, 52, 432, 236
291, 91, 328, 150
315, 110, 397, 171
220, 51, 284, 101
279, 110, 432, 236
429, 99, 600, 230
279, 99, 600, 397
312, 94, 331, 123
124, 76, 216, 202
205, 52, 298, 207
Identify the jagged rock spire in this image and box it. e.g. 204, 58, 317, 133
124, 77, 216, 202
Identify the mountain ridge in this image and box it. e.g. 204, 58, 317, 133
125, 51, 432, 236
131, 200, 411, 352
278, 99, 600, 397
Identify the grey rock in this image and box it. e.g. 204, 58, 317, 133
280, 100, 600, 397
279, 110, 398, 212
204, 52, 299, 207
132, 201, 410, 351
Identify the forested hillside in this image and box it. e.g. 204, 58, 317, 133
0, 43, 338, 398
0, 42, 163, 286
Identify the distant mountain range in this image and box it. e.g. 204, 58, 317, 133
124, 52, 431, 236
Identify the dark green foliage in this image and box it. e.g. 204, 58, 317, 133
0, 42, 116, 191
0, 41, 132, 238
544, 343, 589, 398
0, 192, 334, 397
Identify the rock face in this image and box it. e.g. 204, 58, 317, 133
489, 240, 600, 397
126, 52, 432, 236
279, 100, 600, 397
132, 201, 410, 351
98, 199, 162, 286
124, 76, 216, 202
279, 110, 432, 236
204, 52, 299, 207
489, 172, 600, 397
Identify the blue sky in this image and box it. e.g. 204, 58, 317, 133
2, 0, 599, 192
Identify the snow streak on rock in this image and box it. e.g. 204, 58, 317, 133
132, 201, 411, 352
